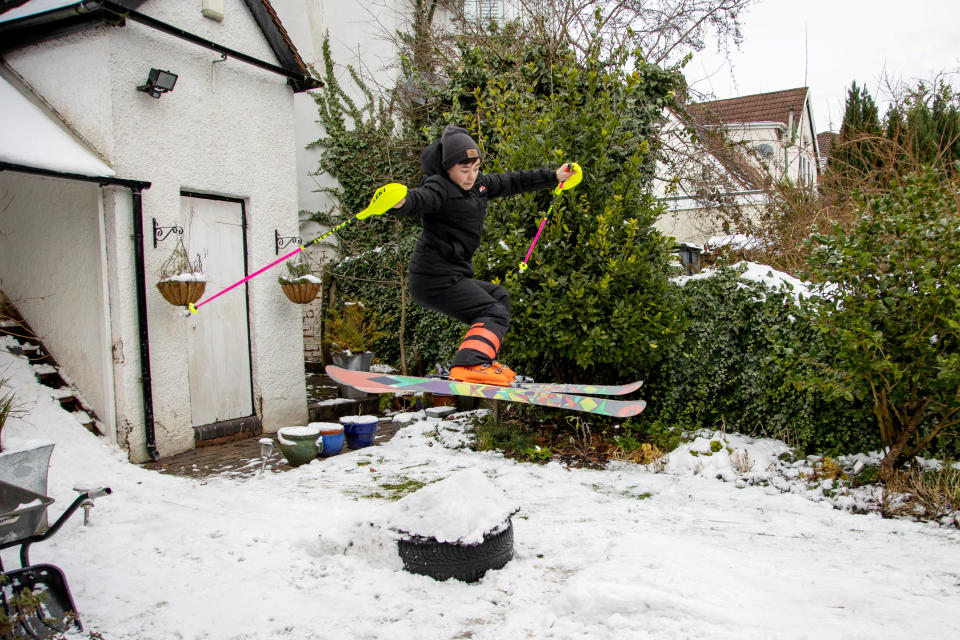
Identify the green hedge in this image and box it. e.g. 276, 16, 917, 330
639, 265, 878, 456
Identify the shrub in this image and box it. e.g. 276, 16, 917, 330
640, 265, 876, 455
457, 32, 684, 384
470, 413, 536, 454
799, 167, 960, 474
315, 23, 683, 382
323, 300, 389, 353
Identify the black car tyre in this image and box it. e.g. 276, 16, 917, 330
397, 518, 514, 582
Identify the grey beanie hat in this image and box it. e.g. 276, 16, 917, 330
440, 125, 482, 170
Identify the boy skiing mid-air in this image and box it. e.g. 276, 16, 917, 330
389, 125, 578, 387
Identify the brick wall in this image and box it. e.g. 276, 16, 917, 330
301, 298, 324, 362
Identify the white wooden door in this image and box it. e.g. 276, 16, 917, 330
182, 194, 254, 425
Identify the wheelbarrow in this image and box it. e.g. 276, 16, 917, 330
0, 479, 111, 639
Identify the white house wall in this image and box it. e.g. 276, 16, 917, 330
653, 103, 820, 245
4, 0, 308, 461
271, 0, 408, 362
271, 0, 405, 215
652, 112, 745, 245
0, 174, 114, 431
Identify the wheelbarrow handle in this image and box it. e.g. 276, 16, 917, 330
19, 487, 112, 568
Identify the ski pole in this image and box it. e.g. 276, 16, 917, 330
518, 162, 581, 272
186, 182, 407, 315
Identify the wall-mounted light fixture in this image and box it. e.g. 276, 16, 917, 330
137, 68, 178, 99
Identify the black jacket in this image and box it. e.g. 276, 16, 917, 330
392, 141, 556, 278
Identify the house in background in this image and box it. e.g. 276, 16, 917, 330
816, 130, 839, 173
0, 0, 322, 462
655, 87, 822, 246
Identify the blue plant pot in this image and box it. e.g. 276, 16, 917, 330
340, 415, 379, 449
312, 422, 344, 457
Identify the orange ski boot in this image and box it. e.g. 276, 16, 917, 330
492, 361, 517, 381
449, 363, 514, 387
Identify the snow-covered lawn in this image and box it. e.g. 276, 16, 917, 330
2, 346, 959, 639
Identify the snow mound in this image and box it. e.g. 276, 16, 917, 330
662, 431, 791, 482
388, 467, 519, 544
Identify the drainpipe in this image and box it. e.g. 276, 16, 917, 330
129, 187, 159, 461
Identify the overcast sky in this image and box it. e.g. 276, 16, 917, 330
684, 0, 960, 133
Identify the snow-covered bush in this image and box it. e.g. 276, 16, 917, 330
641, 264, 877, 455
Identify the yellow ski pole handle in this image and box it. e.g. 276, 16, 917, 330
356, 183, 407, 220
558, 162, 582, 192
188, 183, 407, 314
303, 183, 407, 247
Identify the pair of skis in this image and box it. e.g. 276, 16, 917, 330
325, 366, 646, 418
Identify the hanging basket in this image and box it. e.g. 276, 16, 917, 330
281, 282, 321, 304
156, 280, 206, 307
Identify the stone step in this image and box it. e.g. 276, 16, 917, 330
308, 395, 380, 422
31, 363, 63, 387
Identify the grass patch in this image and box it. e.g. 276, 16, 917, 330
470, 413, 537, 455
377, 478, 427, 500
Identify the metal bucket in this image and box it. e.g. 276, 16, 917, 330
331, 351, 373, 400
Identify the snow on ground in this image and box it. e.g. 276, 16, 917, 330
2, 346, 959, 639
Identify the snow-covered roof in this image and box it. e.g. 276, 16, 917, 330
0, 1, 320, 91
0, 72, 115, 177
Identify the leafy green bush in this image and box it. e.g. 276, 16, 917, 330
640, 265, 876, 455
470, 413, 537, 454
799, 167, 960, 472
446, 30, 684, 384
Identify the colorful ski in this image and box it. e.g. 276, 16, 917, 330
515, 379, 643, 396
326, 366, 646, 418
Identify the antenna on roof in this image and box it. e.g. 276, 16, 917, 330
804, 24, 809, 87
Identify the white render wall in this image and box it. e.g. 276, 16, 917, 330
4, 0, 308, 460
271, 0, 406, 215
0, 174, 115, 435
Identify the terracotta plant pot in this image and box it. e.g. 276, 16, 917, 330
156, 280, 206, 306
280, 282, 321, 304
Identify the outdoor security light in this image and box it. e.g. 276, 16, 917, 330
137, 68, 178, 99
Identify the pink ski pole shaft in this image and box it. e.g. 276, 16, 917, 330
517, 163, 581, 273
191, 246, 304, 313
521, 218, 550, 266
518, 184, 563, 272
185, 183, 406, 315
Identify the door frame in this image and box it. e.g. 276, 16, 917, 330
180, 190, 256, 421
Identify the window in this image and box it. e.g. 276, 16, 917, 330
463, 0, 502, 22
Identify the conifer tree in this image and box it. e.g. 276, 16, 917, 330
828, 81, 882, 183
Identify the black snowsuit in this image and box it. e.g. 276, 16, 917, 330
391, 137, 556, 368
